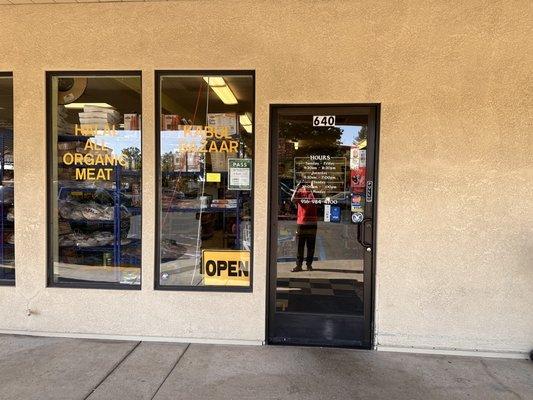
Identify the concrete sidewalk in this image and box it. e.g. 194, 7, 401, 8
0, 335, 531, 400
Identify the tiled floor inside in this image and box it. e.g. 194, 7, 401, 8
275, 278, 364, 314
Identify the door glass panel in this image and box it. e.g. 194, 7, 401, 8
275, 112, 368, 315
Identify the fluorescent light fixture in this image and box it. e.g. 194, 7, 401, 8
203, 76, 238, 105
203, 77, 226, 86
239, 113, 252, 133
64, 102, 114, 109
211, 86, 238, 106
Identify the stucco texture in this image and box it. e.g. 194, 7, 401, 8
0, 0, 531, 353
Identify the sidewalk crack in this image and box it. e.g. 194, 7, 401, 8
150, 343, 191, 400
82, 340, 142, 400
480, 358, 523, 400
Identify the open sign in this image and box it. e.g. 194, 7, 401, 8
201, 250, 250, 286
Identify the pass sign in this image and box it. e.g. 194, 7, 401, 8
313, 115, 336, 127
202, 250, 250, 286
228, 158, 252, 191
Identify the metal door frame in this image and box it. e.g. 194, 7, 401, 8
266, 104, 380, 348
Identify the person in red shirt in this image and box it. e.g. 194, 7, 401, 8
291, 181, 318, 272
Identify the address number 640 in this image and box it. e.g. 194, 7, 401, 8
313, 115, 336, 127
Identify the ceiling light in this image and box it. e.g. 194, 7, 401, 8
64, 102, 114, 109
203, 77, 226, 87
239, 113, 252, 133
210, 86, 238, 105
203, 76, 238, 105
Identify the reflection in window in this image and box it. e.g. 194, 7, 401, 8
158, 73, 254, 289
0, 74, 14, 284
48, 73, 142, 287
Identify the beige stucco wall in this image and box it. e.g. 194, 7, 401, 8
0, 0, 531, 354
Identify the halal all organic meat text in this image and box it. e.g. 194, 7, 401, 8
61, 124, 127, 181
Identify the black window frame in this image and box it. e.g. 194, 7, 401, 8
154, 70, 255, 292
46, 70, 143, 290
0, 71, 14, 287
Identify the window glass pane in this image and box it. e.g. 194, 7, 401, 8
49, 74, 142, 287
158, 73, 253, 288
0, 75, 14, 284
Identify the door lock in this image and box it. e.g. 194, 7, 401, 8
366, 247, 372, 252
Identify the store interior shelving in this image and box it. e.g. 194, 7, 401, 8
55, 130, 142, 281
0, 129, 14, 281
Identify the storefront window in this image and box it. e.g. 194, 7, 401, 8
157, 72, 254, 290
0, 74, 14, 285
47, 73, 142, 288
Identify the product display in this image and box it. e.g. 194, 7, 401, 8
161, 115, 193, 130
57, 105, 74, 134
58, 232, 132, 247
78, 106, 120, 129
124, 113, 141, 130
211, 199, 238, 209
58, 200, 131, 221
0, 133, 14, 277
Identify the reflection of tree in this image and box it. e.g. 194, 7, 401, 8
161, 152, 174, 172
161, 151, 174, 187
240, 131, 253, 157
122, 147, 142, 170
279, 121, 344, 156
358, 125, 368, 141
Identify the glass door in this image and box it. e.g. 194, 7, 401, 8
268, 105, 377, 348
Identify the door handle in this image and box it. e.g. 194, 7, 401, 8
357, 218, 373, 248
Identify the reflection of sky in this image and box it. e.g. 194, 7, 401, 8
161, 130, 203, 154
339, 125, 362, 146
90, 130, 141, 155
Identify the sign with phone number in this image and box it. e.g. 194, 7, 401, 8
300, 198, 339, 205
